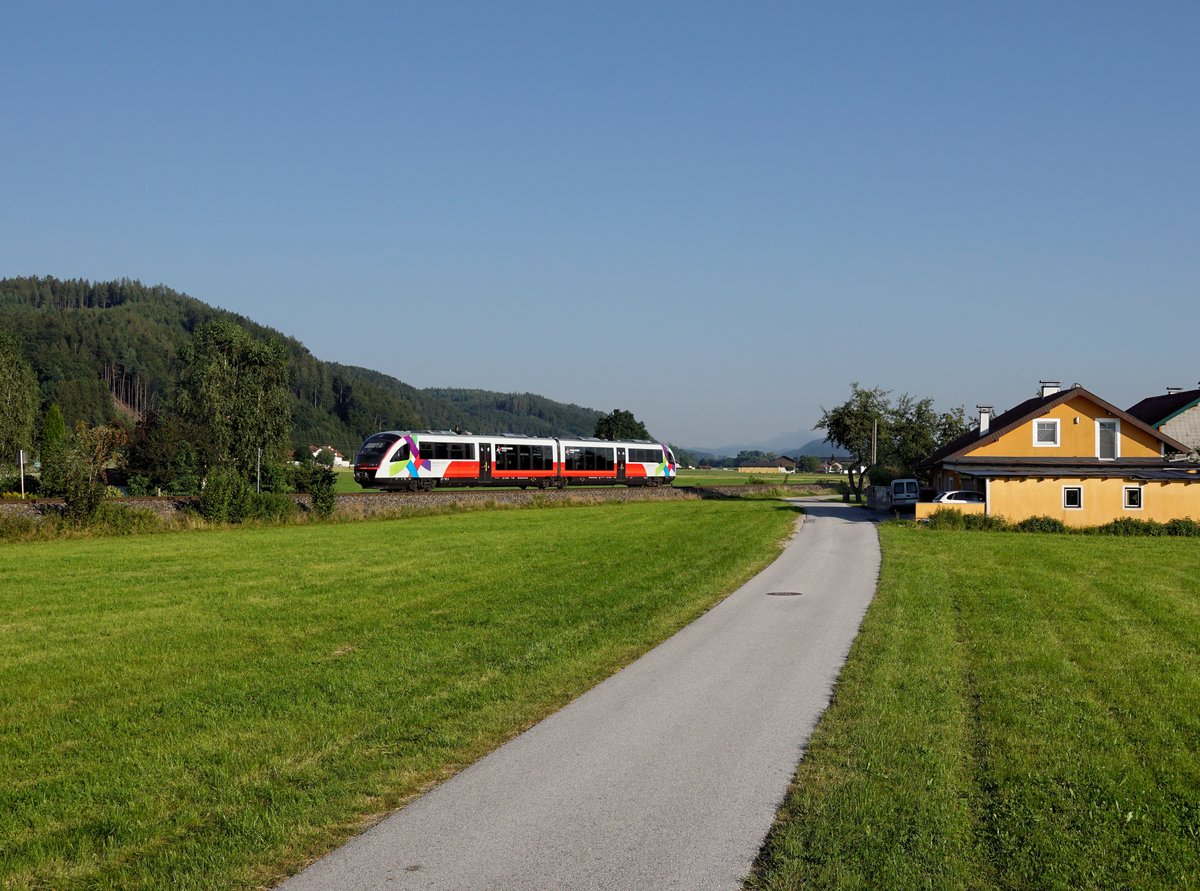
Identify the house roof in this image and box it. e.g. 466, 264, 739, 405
920, 385, 1190, 468
1126, 387, 1200, 428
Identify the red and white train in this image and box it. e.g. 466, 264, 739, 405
353, 430, 677, 491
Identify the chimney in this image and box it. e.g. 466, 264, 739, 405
1039, 380, 1061, 398
1167, 387, 1182, 395
977, 405, 993, 436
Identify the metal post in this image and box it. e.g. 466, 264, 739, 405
256, 448, 263, 493
18, 449, 25, 499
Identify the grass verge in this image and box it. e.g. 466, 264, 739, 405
748, 525, 1200, 890
1, 499, 796, 890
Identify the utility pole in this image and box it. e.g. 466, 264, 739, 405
18, 450, 26, 499
256, 448, 263, 493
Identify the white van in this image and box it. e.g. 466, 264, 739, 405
890, 478, 920, 508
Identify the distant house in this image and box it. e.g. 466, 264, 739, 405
737, 456, 797, 473
307, 445, 351, 468
917, 380, 1196, 526
1126, 385, 1200, 453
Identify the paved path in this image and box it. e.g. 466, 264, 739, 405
282, 500, 880, 890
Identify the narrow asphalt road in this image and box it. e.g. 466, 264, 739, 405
281, 499, 881, 890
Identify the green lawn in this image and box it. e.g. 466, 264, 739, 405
0, 499, 795, 890
749, 526, 1200, 890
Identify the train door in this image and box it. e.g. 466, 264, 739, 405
616, 447, 626, 481
479, 443, 492, 482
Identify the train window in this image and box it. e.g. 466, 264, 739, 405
628, 448, 662, 463
566, 446, 614, 471
448, 442, 475, 460
495, 443, 551, 471
389, 443, 411, 463
357, 433, 399, 463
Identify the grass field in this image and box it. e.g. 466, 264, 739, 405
0, 499, 796, 890
674, 469, 838, 487
749, 526, 1200, 890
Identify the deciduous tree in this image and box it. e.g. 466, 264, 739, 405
177, 321, 291, 478
594, 409, 651, 441
0, 333, 37, 471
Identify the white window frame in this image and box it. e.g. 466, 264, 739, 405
1063, 486, 1083, 510
1096, 419, 1120, 460
1123, 485, 1143, 511
1033, 418, 1060, 447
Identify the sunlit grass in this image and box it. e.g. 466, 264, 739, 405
749, 526, 1200, 890
0, 499, 795, 890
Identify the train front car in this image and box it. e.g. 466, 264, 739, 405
353, 431, 403, 489
354, 431, 484, 491
623, 442, 678, 486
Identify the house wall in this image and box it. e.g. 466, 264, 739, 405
972, 395, 1162, 459
987, 476, 1200, 527
1161, 405, 1200, 452
737, 465, 789, 473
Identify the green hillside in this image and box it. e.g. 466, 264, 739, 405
0, 276, 602, 454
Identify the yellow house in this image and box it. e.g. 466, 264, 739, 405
917, 381, 1198, 527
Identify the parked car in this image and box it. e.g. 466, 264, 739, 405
932, 490, 985, 504
888, 478, 921, 508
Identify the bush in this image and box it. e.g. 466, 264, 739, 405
238, 492, 299, 523
1093, 517, 1166, 536
290, 464, 336, 519
92, 502, 162, 535
1164, 517, 1200, 537
127, 474, 152, 497
962, 512, 1009, 531
61, 468, 105, 525
868, 465, 902, 486
1013, 515, 1068, 534
198, 469, 248, 524
0, 514, 38, 541
926, 507, 966, 529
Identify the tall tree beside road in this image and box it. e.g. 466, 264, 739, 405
0, 333, 38, 472
176, 321, 291, 478
889, 395, 973, 475
817, 384, 891, 502
594, 409, 652, 441
819, 384, 973, 500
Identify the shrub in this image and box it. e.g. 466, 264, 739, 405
1093, 517, 1165, 536
239, 492, 299, 523
127, 474, 152, 497
290, 464, 336, 519
93, 502, 162, 535
962, 512, 1009, 531
1164, 517, 1200, 537
1014, 515, 1067, 534
925, 507, 966, 529
198, 469, 248, 524
61, 468, 105, 525
0, 514, 38, 541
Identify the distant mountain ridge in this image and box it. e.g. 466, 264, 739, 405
0, 275, 603, 452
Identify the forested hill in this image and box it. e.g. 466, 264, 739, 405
0, 276, 603, 452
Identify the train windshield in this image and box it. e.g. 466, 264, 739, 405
356, 433, 400, 465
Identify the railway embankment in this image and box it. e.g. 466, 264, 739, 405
0, 484, 838, 523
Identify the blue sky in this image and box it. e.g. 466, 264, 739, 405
3, 2, 1198, 448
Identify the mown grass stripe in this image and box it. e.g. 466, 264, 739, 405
748, 527, 1200, 890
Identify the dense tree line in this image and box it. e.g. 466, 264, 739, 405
0, 276, 606, 463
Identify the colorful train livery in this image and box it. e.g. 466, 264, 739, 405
354, 431, 677, 491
